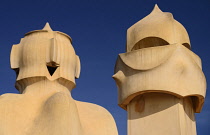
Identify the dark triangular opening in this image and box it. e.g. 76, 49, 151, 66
46, 61, 59, 76
47, 66, 58, 76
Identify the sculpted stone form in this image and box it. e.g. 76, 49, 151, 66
0, 23, 118, 135
113, 5, 206, 135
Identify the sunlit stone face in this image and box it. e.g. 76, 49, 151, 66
113, 5, 206, 113
10, 23, 81, 91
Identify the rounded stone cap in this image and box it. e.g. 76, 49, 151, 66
126, 5, 191, 52
25, 22, 72, 43
10, 23, 81, 92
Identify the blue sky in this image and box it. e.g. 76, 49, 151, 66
0, 0, 209, 135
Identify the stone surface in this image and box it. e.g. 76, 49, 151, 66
113, 5, 206, 135
128, 93, 196, 135
0, 23, 118, 135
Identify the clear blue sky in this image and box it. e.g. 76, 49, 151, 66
0, 0, 209, 135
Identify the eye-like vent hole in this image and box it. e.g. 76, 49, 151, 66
13, 68, 19, 79
46, 62, 59, 76
131, 37, 169, 51
182, 43, 191, 50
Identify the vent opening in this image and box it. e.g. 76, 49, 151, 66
46, 62, 59, 76
182, 43, 191, 50
131, 37, 169, 51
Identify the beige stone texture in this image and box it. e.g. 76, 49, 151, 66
113, 5, 206, 135
0, 23, 118, 135
126, 5, 191, 52
128, 93, 196, 135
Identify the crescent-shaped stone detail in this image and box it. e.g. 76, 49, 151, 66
119, 44, 176, 70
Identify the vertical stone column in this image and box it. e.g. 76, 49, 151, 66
113, 5, 206, 135
127, 93, 196, 135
